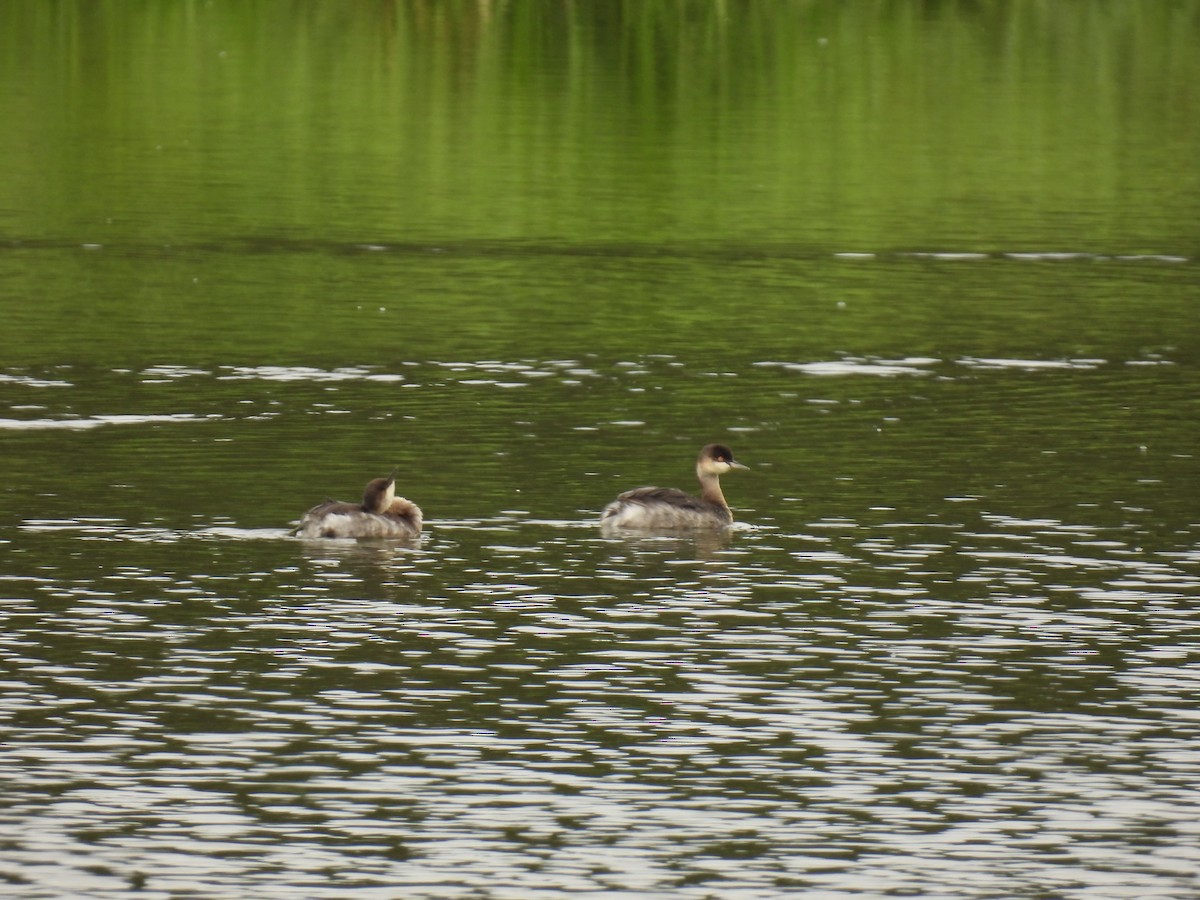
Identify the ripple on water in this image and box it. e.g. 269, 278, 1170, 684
1, 508, 1199, 897
0, 413, 216, 431
755, 357, 936, 377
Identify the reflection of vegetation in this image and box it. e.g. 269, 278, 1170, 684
0, 4, 1196, 533
0, 1, 1196, 249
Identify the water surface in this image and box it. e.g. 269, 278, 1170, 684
2, 3, 1199, 897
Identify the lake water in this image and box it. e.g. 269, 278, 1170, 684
2, 3, 1200, 898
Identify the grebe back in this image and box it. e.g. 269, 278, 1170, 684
600, 443, 748, 530
295, 468, 423, 539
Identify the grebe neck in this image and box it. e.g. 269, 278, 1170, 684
697, 469, 729, 509
361, 473, 397, 514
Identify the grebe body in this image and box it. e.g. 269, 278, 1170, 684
601, 443, 748, 530
296, 469, 422, 539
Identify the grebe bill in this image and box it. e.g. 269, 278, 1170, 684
600, 443, 749, 530
295, 468, 423, 539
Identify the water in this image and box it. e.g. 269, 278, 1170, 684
2, 3, 1200, 898
6, 496, 1200, 897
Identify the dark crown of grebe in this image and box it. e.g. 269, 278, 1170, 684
699, 443, 743, 468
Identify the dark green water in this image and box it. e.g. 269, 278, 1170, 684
2, 3, 1199, 897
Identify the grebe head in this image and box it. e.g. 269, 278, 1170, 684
361, 468, 399, 514
698, 443, 749, 477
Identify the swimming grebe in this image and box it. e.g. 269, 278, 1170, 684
295, 469, 423, 539
600, 443, 749, 530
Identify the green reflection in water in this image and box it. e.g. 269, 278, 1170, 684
0, 2, 1196, 536
1, 1, 1197, 250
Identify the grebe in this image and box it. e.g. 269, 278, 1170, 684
600, 443, 749, 530
295, 468, 423, 539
